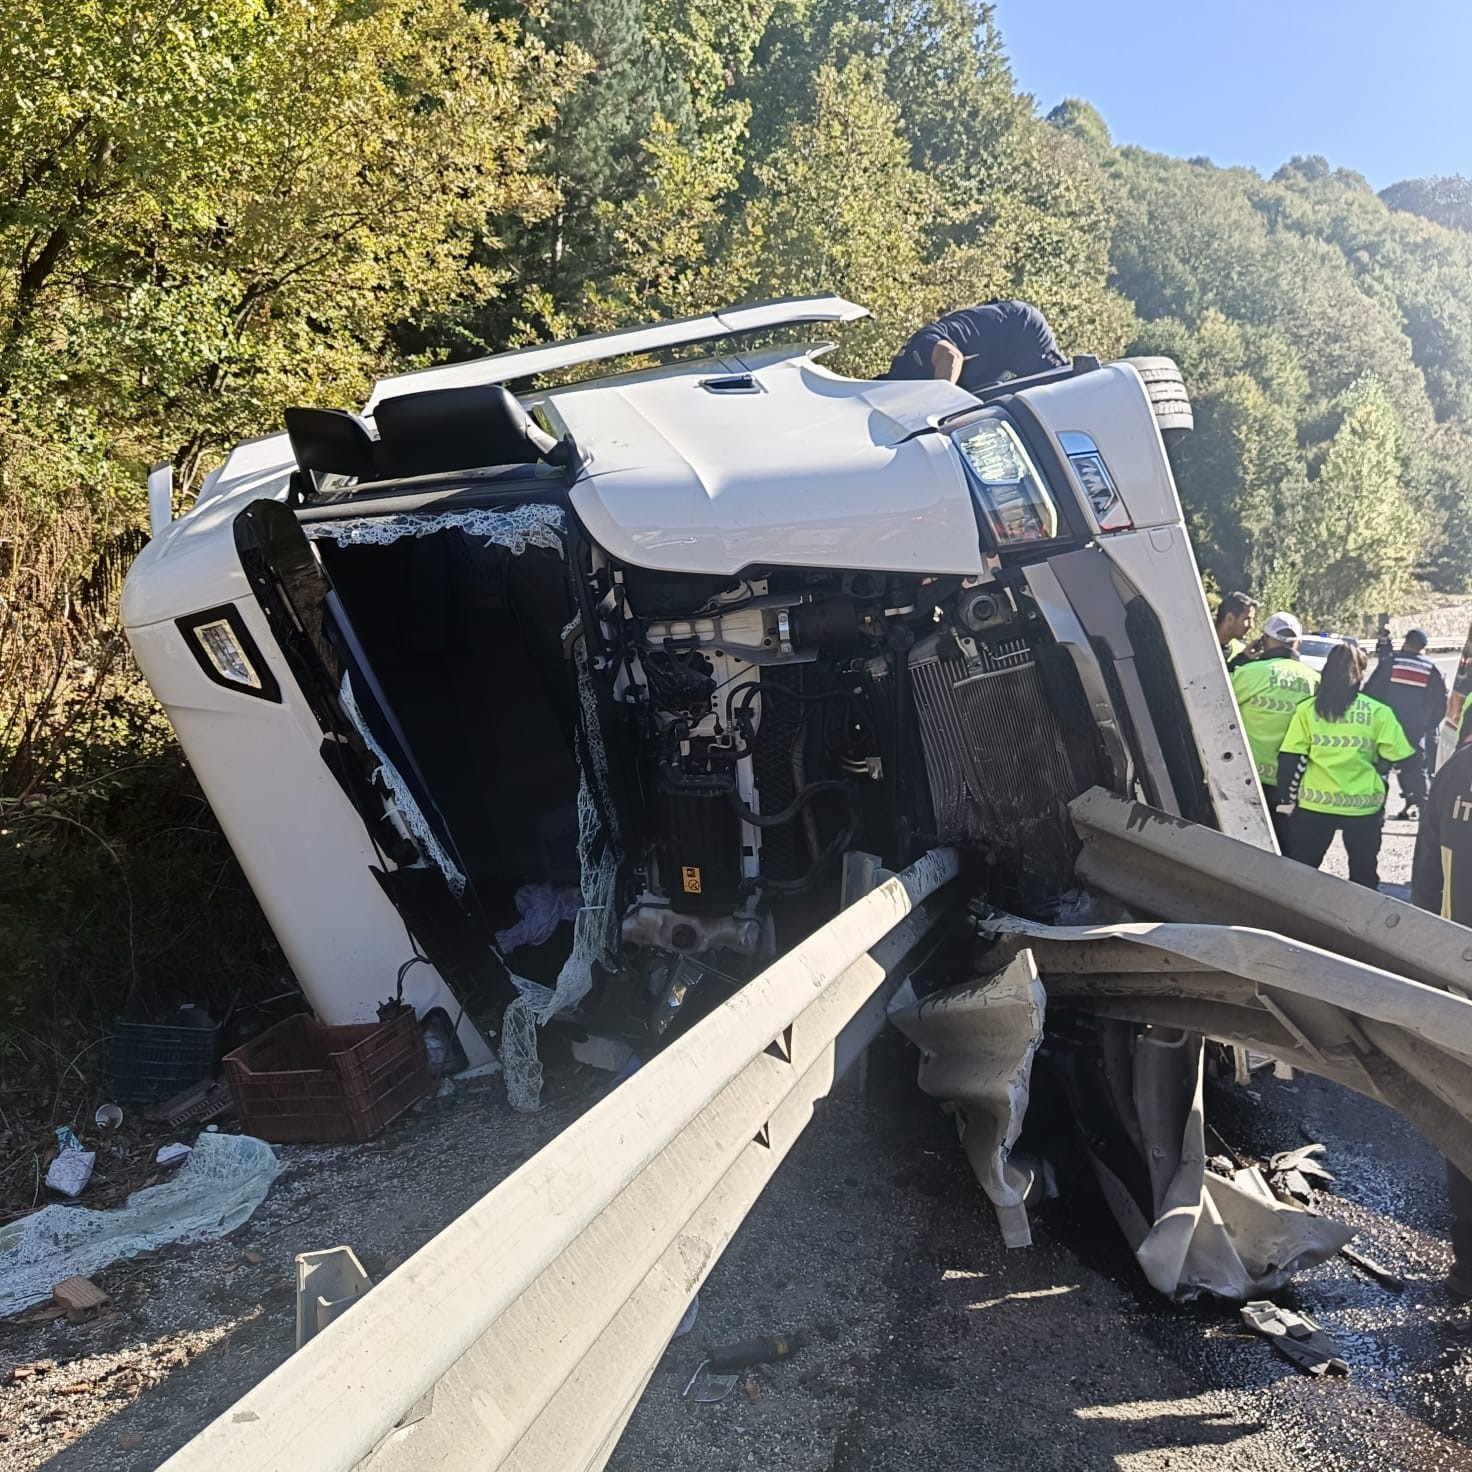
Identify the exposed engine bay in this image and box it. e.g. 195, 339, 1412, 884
290, 509, 1120, 1095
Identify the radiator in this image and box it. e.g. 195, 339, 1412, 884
908, 636, 1082, 905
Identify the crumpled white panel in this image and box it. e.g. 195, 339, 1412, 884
1092, 1028, 1354, 1300
895, 951, 1352, 1298
891, 952, 1047, 1248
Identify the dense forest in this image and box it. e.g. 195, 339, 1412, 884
3, 0, 1472, 1020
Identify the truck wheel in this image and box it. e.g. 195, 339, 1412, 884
1122, 356, 1193, 435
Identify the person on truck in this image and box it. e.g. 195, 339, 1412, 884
1409, 730, 1472, 1298
1229, 612, 1319, 850
1276, 642, 1415, 889
885, 300, 1067, 391
1365, 629, 1448, 820
1215, 591, 1258, 666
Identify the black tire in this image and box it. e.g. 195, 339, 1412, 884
1121, 355, 1193, 434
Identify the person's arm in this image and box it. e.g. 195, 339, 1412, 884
1275, 706, 1310, 808
929, 338, 964, 383
1429, 666, 1450, 733
1412, 780, 1444, 912
1376, 703, 1417, 763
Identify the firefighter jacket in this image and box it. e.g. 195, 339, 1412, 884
1278, 693, 1415, 815
1230, 651, 1319, 788
1412, 740, 1472, 922
1365, 649, 1449, 738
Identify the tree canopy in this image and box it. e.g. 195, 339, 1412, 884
2, 0, 1469, 630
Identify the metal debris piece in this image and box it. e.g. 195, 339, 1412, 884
1270, 1144, 1336, 1187
1240, 1299, 1349, 1376
294, 1247, 372, 1349
149, 1078, 232, 1130
705, 1332, 807, 1374
1340, 1246, 1406, 1293
681, 1359, 738, 1404
1271, 1168, 1317, 1205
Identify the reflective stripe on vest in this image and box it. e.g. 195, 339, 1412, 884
1299, 786, 1385, 812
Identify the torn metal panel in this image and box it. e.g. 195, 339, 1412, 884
890, 953, 1047, 1248
981, 908, 1472, 1182
1046, 1019, 1352, 1300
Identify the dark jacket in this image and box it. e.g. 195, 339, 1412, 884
1411, 740, 1472, 922
1365, 649, 1448, 737
886, 301, 1065, 390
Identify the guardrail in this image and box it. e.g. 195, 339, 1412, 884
160, 846, 961, 1472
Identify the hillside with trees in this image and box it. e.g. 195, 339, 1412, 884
3, 0, 1471, 1024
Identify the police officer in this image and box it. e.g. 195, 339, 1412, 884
1410, 727, 1472, 1297
1365, 629, 1449, 819
885, 300, 1067, 391
1277, 641, 1415, 888
1230, 612, 1319, 850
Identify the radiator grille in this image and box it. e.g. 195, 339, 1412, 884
910, 640, 1082, 905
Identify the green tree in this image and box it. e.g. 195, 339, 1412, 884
733, 58, 941, 374
1382, 175, 1472, 234
1295, 379, 1418, 620
0, 0, 570, 501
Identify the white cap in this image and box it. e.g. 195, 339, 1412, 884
1263, 612, 1303, 644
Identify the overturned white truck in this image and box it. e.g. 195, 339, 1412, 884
125, 296, 1472, 1310
122, 296, 1267, 1092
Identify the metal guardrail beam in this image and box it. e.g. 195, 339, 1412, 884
160, 847, 960, 1472
1069, 786, 1472, 995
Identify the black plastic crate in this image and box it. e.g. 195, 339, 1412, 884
108, 1016, 219, 1105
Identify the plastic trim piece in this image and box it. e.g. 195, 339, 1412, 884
364, 295, 870, 409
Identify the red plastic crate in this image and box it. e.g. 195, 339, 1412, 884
223, 1007, 430, 1143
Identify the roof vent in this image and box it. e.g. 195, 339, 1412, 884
699, 373, 761, 395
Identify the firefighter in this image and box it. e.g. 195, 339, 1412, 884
885, 300, 1067, 392
1276, 641, 1415, 889
1214, 591, 1258, 666
1365, 629, 1449, 819
1229, 611, 1319, 850
1410, 729, 1472, 1297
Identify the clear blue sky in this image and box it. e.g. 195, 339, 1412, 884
993, 0, 1472, 189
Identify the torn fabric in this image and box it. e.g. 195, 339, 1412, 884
0, 1133, 281, 1316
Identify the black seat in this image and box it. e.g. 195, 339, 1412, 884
372, 384, 561, 480
284, 407, 381, 483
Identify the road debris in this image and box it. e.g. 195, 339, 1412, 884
0, 1132, 282, 1317
156, 1142, 192, 1166
94, 1104, 124, 1131
1340, 1245, 1406, 1292
295, 1245, 372, 1348
681, 1332, 806, 1405
705, 1331, 808, 1374
52, 1276, 111, 1324
45, 1129, 96, 1199
1240, 1299, 1350, 1376
151, 1078, 232, 1130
